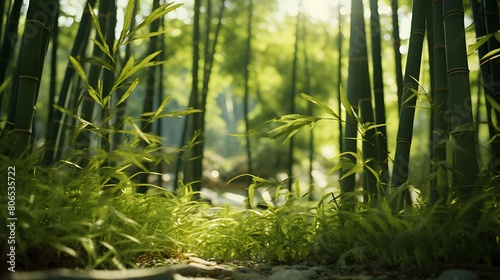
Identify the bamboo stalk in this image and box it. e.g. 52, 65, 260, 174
443, 0, 482, 220
390, 0, 426, 211
10, 0, 59, 157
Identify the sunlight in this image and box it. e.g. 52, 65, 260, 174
278, 0, 352, 22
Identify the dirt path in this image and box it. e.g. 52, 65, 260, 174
5, 256, 495, 280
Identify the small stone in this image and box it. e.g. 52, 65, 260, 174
188, 256, 218, 266
437, 269, 479, 280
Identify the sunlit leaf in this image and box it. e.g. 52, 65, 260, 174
482, 47, 500, 62
487, 95, 500, 113
117, 0, 135, 47
301, 93, 339, 118
83, 57, 117, 72
468, 34, 491, 56
122, 30, 170, 47
69, 56, 103, 107
129, 3, 182, 38
0, 76, 12, 95
132, 122, 151, 144
248, 185, 255, 209
88, 3, 113, 61
113, 56, 135, 90
340, 84, 355, 121
294, 180, 301, 199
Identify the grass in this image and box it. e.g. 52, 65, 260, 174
1, 144, 499, 272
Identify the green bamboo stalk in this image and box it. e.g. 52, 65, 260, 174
391, 0, 404, 111
369, 0, 389, 195
429, 0, 449, 205
243, 0, 253, 176
287, 0, 301, 191
390, 0, 426, 211
189, 0, 213, 196
349, 0, 377, 203
302, 12, 313, 190
0, 0, 22, 119
100, 0, 117, 152
424, 0, 434, 202
138, 0, 161, 193
113, 0, 138, 146
337, 0, 343, 157
0, 0, 4, 41
341, 0, 367, 196
472, 0, 500, 173
59, 0, 110, 162
43, 0, 95, 164
442, 0, 481, 216
9, 0, 58, 157
194, 0, 225, 195
47, 7, 59, 145
181, 0, 201, 194
156, 5, 165, 188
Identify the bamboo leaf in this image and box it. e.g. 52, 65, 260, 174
115, 78, 139, 107
294, 180, 301, 198
248, 185, 255, 209
89, 38, 113, 61
88, 4, 111, 60
0, 76, 12, 95
112, 56, 136, 92
122, 30, 169, 47
267, 114, 319, 142
83, 56, 117, 72
154, 95, 171, 119
482, 48, 500, 61
130, 3, 182, 38
340, 84, 355, 121
468, 34, 491, 56
117, 0, 135, 47
69, 56, 103, 106
301, 93, 339, 118
132, 51, 162, 73
494, 31, 500, 42
142, 109, 202, 118
69, 56, 89, 84
132, 122, 151, 144
114, 51, 162, 90
486, 95, 500, 112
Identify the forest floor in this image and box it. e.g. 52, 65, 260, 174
6, 254, 497, 280
136, 254, 498, 280
5, 187, 499, 280
156, 188, 497, 280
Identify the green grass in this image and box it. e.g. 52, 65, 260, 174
1, 146, 499, 271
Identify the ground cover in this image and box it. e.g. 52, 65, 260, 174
1, 153, 499, 279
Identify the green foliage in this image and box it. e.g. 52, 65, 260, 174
3, 145, 498, 270
2, 0, 499, 274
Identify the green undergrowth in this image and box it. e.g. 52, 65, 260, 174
1, 151, 499, 271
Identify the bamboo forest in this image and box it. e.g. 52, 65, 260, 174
2, 0, 500, 279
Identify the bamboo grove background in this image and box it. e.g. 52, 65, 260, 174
1, 0, 500, 271
0, 0, 499, 217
